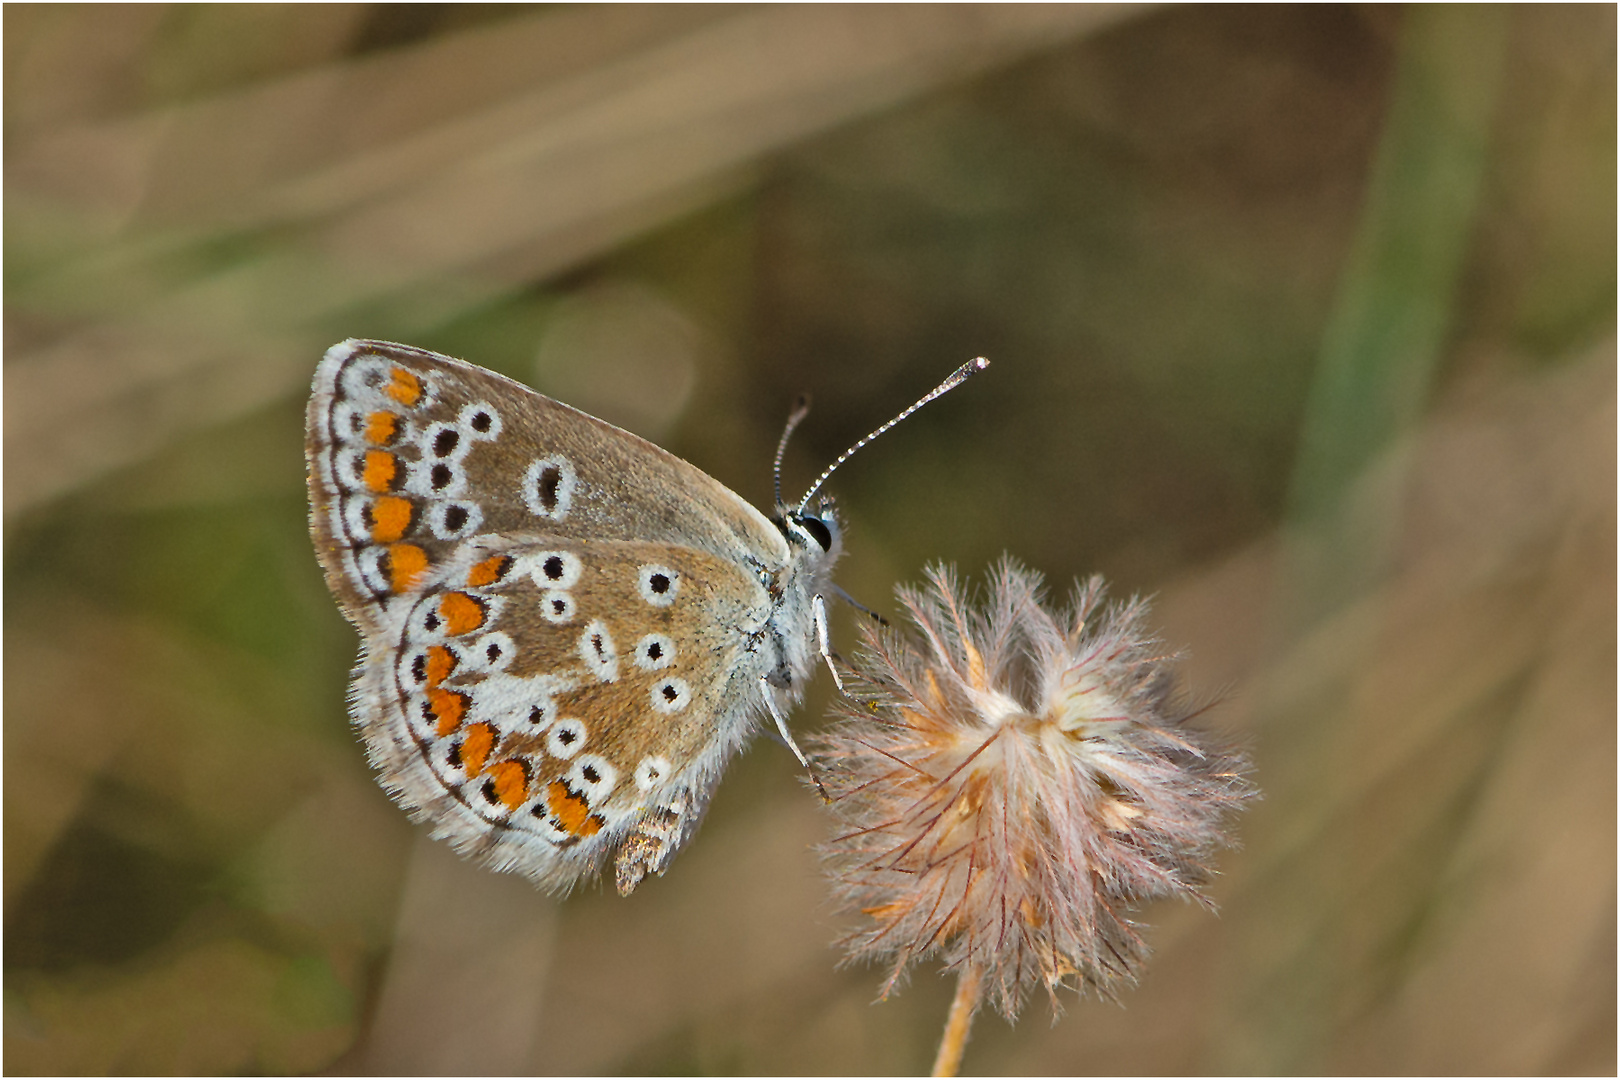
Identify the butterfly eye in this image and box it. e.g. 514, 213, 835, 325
797, 514, 834, 552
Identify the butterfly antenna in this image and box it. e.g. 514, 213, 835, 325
796, 357, 989, 513
773, 394, 813, 510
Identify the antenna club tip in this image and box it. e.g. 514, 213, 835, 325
945, 356, 989, 386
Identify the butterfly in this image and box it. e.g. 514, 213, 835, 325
305, 339, 985, 894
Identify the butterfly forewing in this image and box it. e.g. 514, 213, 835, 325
306, 340, 788, 624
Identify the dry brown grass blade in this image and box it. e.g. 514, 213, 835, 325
5, 4, 1143, 518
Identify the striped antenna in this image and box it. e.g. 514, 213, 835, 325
772, 394, 812, 510
795, 357, 989, 513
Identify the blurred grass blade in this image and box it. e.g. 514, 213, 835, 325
3, 4, 1139, 520
1283, 5, 1509, 627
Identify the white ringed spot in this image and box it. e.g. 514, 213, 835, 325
529, 550, 582, 590
578, 620, 618, 682
634, 756, 672, 792
539, 589, 575, 624
546, 718, 587, 758
406, 457, 467, 499
523, 456, 576, 519
631, 633, 675, 672
649, 677, 692, 714
466, 631, 515, 672
339, 357, 391, 402
427, 500, 482, 541
459, 402, 502, 441
421, 422, 472, 461
637, 564, 680, 607
567, 755, 618, 801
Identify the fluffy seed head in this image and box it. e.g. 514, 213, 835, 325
817, 560, 1255, 1019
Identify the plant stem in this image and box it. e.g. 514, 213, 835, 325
931, 964, 983, 1077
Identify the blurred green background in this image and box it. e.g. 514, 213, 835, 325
5, 4, 1613, 1074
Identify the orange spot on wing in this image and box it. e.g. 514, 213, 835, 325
364, 411, 399, 445
487, 760, 530, 810
438, 592, 486, 635
363, 450, 397, 492
369, 495, 413, 543
466, 555, 512, 589
386, 367, 423, 406
461, 723, 494, 777
426, 688, 468, 736
547, 780, 598, 835
422, 645, 456, 688
387, 543, 428, 592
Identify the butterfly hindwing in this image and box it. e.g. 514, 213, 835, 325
358, 531, 772, 889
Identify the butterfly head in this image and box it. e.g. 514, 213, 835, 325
769, 358, 989, 572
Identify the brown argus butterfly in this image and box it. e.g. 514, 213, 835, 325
306, 340, 985, 894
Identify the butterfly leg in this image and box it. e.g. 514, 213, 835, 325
759, 675, 812, 767
759, 675, 830, 801
828, 581, 888, 626
813, 593, 845, 694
